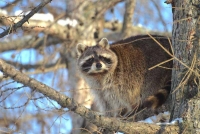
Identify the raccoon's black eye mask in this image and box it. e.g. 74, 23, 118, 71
99, 56, 112, 64
86, 57, 94, 63
81, 57, 94, 72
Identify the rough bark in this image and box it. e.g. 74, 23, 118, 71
171, 0, 200, 133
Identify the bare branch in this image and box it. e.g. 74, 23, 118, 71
151, 0, 168, 32
0, 17, 72, 40
121, 0, 136, 38
2, 59, 65, 71
1, 0, 21, 9
104, 21, 171, 40
96, 0, 125, 18
0, 35, 61, 52
0, 59, 179, 133
0, 0, 52, 38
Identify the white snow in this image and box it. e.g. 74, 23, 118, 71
14, 10, 24, 16
14, 10, 79, 27
139, 111, 170, 124
0, 9, 7, 15
57, 18, 78, 27
157, 118, 183, 125
116, 112, 182, 133
138, 111, 183, 125
137, 23, 143, 27
14, 10, 54, 22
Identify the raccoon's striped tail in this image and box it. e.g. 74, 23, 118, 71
142, 81, 171, 110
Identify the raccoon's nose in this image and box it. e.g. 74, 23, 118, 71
96, 62, 102, 69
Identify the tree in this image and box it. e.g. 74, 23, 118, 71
2, 0, 198, 133
170, 0, 200, 133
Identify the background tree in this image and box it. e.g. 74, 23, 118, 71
1, 0, 194, 133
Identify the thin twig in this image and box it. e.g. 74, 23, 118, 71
0, 0, 52, 38
148, 33, 200, 77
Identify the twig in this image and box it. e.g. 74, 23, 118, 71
148, 33, 200, 77
0, 0, 52, 38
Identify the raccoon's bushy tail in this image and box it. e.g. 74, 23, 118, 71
142, 81, 171, 110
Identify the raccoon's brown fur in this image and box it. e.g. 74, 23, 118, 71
76, 35, 172, 117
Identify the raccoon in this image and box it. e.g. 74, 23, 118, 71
76, 35, 172, 117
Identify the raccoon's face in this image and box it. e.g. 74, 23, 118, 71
76, 38, 117, 75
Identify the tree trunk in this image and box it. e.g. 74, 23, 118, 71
171, 0, 200, 133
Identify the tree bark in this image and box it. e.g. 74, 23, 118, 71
171, 0, 200, 133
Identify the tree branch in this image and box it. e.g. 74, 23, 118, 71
0, 59, 179, 133
0, 0, 52, 38
1, 15, 74, 40
95, 0, 124, 18
151, 0, 168, 32
121, 0, 136, 38
104, 21, 171, 40
0, 35, 61, 52
2, 59, 65, 72
1, 0, 21, 9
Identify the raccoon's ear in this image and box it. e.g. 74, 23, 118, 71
98, 38, 110, 49
76, 43, 87, 56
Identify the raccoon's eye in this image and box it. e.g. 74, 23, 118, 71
99, 56, 112, 64
81, 57, 94, 72
86, 58, 94, 63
